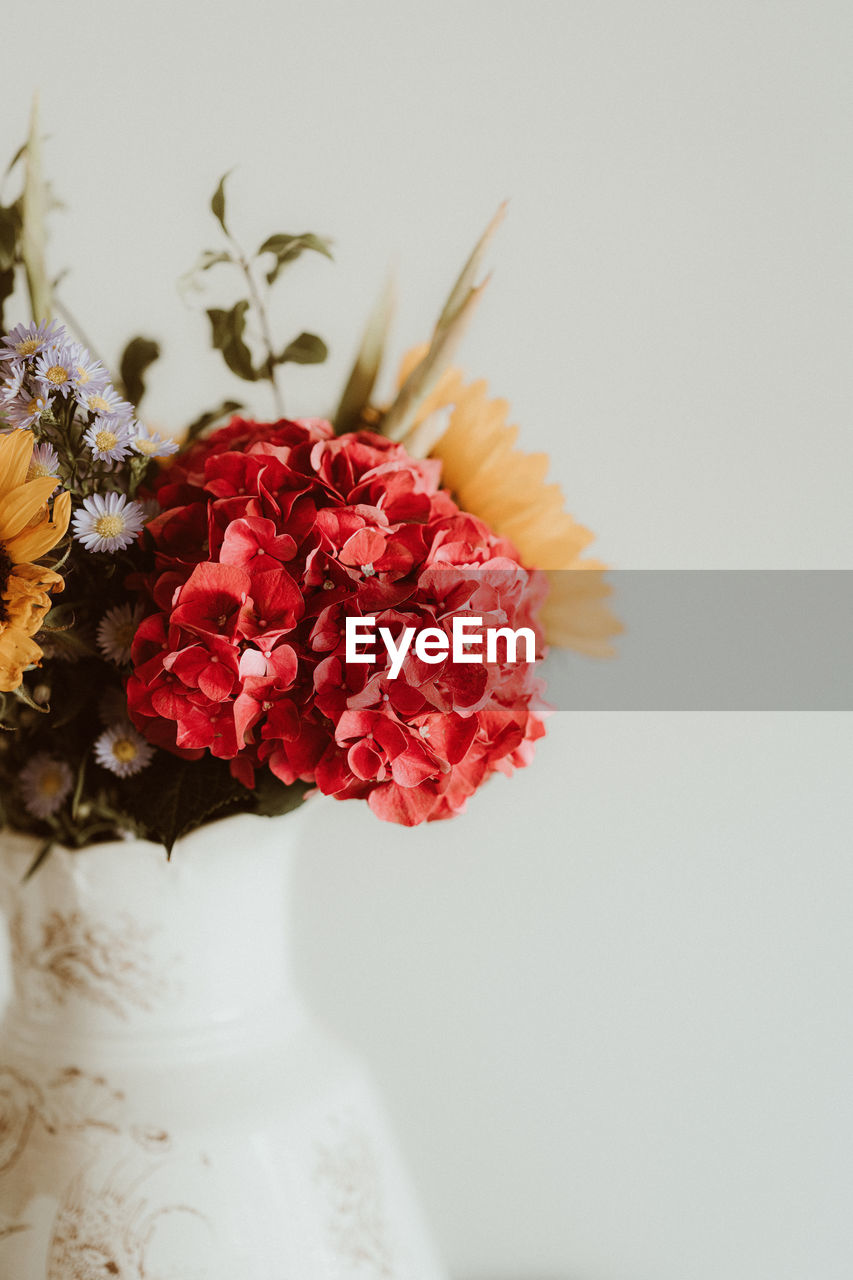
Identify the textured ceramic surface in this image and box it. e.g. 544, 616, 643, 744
0, 811, 446, 1278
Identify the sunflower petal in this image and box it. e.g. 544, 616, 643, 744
0, 476, 58, 543
6, 506, 68, 563
388, 347, 622, 655
0, 430, 35, 497
0, 628, 43, 692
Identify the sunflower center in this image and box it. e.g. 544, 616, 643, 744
133, 437, 158, 455
0, 541, 13, 623
95, 430, 118, 453
76, 366, 90, 384
45, 365, 68, 385
88, 394, 110, 413
94, 514, 124, 539
15, 338, 40, 357
112, 738, 138, 764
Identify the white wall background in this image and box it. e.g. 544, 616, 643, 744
4, 2, 853, 1276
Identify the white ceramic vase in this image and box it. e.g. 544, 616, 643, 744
0, 810, 447, 1279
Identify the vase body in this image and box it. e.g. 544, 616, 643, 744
0, 811, 446, 1279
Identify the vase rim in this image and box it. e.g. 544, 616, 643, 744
0, 803, 311, 866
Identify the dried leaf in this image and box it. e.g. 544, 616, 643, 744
381, 278, 489, 442
21, 94, 51, 321
380, 204, 505, 443
0, 203, 20, 271
436, 201, 506, 335
334, 273, 395, 435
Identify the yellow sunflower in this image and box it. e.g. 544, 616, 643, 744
0, 431, 71, 692
391, 345, 622, 656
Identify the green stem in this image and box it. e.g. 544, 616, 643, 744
228, 233, 284, 417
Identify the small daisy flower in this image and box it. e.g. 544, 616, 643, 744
94, 722, 155, 778
131, 424, 179, 458
34, 344, 77, 397
72, 491, 146, 554
84, 417, 134, 463
96, 601, 146, 665
65, 341, 109, 392
77, 384, 134, 421
0, 320, 62, 367
18, 753, 73, 819
3, 390, 49, 430
0, 366, 25, 405
27, 442, 61, 492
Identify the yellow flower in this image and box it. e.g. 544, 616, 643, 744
0, 431, 70, 692
393, 346, 621, 656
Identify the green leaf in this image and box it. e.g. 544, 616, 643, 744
277, 331, 328, 366
257, 232, 332, 286
211, 170, 233, 236
23, 838, 54, 882
122, 753, 247, 856
197, 249, 232, 272
0, 204, 20, 271
180, 250, 233, 294
21, 94, 51, 321
206, 300, 259, 382
251, 773, 308, 818
185, 398, 244, 442
0, 267, 14, 331
119, 335, 160, 408
334, 273, 394, 435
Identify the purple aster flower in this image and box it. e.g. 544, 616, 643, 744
76, 384, 134, 421
132, 424, 179, 458
65, 342, 110, 393
3, 390, 49, 429
94, 722, 155, 778
96, 601, 146, 665
0, 320, 63, 367
84, 417, 135, 463
34, 344, 77, 397
72, 491, 145, 553
18, 753, 73, 819
0, 367, 25, 406
27, 442, 61, 492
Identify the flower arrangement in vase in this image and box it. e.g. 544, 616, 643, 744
0, 105, 619, 1277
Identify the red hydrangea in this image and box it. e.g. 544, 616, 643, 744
126, 417, 548, 825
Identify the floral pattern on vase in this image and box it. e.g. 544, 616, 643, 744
0, 814, 447, 1278
0, 1066, 42, 1173
0, 1213, 30, 1240
0, 1063, 177, 1186
315, 1110, 396, 1277
47, 1165, 215, 1280
9, 907, 165, 1019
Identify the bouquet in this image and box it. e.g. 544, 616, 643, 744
0, 112, 618, 860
